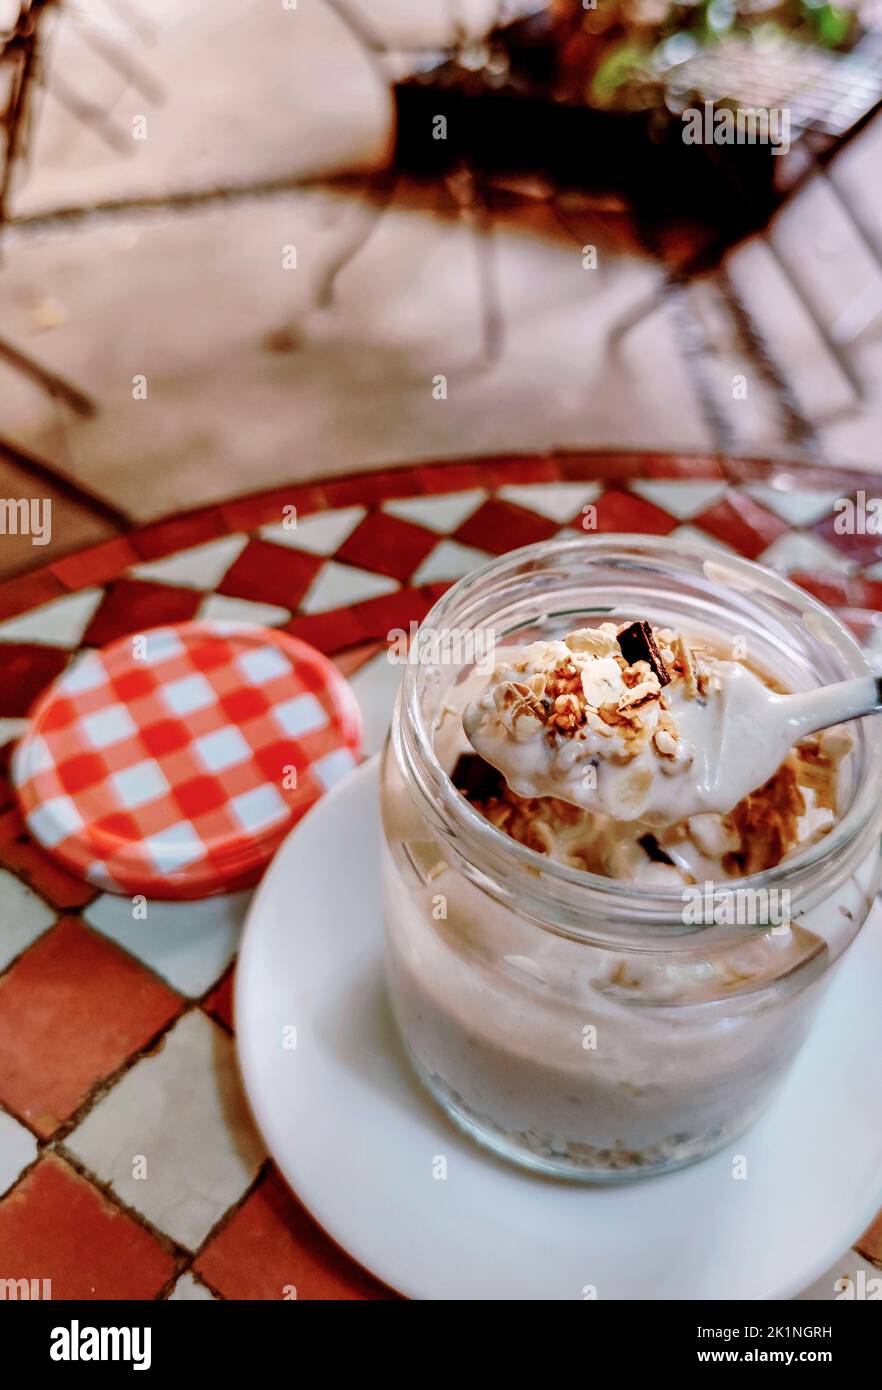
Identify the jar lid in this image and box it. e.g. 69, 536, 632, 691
12, 621, 362, 899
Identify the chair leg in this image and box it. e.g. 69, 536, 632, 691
0, 338, 95, 416
763, 234, 866, 402
608, 278, 671, 345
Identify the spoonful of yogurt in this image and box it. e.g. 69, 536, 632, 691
462, 619, 876, 824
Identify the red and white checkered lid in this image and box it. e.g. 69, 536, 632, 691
12, 621, 362, 899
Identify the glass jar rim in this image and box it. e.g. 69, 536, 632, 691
397, 534, 882, 947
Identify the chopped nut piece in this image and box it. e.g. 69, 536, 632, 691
565, 626, 619, 658
675, 634, 699, 700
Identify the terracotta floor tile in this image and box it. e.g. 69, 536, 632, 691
201, 964, 234, 1032
83, 578, 202, 648
0, 643, 69, 718
694, 493, 789, 561
0, 806, 97, 911
0, 1153, 175, 1298
455, 498, 557, 555
335, 513, 437, 582
856, 1205, 882, 1268
194, 1166, 391, 1300
218, 539, 322, 610
0, 917, 181, 1137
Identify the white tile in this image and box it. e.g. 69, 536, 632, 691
66, 1010, 266, 1250
128, 534, 248, 590
496, 482, 602, 523
0, 1110, 37, 1197
670, 523, 740, 556
759, 531, 856, 575
197, 592, 291, 627
260, 506, 366, 555
169, 1272, 217, 1301
84, 890, 248, 997
745, 483, 845, 529
273, 692, 327, 737
0, 589, 103, 648
0, 869, 56, 970
350, 652, 404, 756
382, 490, 487, 533
300, 561, 398, 614
410, 540, 492, 586
629, 480, 728, 521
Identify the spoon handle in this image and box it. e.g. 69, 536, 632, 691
779, 674, 882, 740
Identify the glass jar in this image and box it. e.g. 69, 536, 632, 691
380, 536, 882, 1181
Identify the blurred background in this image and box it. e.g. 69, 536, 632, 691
3, 0, 882, 581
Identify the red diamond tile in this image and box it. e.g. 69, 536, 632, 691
128, 507, 227, 562
0, 1154, 175, 1298
194, 1167, 391, 1300
0, 917, 181, 1136
348, 588, 435, 643
0, 567, 66, 622
201, 965, 234, 1032
218, 539, 321, 610
582, 488, 677, 536
284, 607, 367, 655
851, 577, 882, 611
693, 493, 788, 560
814, 507, 882, 569
455, 498, 557, 554
789, 571, 852, 609
0, 643, 70, 718
83, 579, 202, 648
51, 536, 139, 591
336, 513, 437, 582
221, 484, 327, 532
0, 806, 95, 910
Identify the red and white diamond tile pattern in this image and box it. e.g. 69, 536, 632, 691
0, 453, 880, 1299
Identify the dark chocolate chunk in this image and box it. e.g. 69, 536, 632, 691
638, 833, 676, 867
451, 752, 505, 802
616, 620, 671, 687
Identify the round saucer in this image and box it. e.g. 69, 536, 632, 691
235, 758, 882, 1300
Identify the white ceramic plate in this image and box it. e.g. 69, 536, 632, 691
235, 758, 882, 1300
